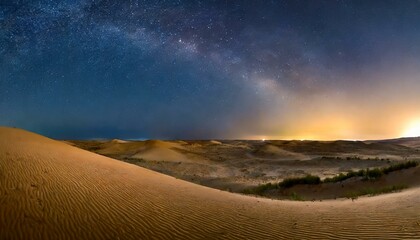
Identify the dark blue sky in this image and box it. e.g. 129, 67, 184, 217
2, 0, 420, 140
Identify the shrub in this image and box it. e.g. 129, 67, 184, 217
382, 160, 418, 174
345, 185, 407, 199
290, 192, 304, 201
355, 169, 366, 177
324, 170, 358, 183
364, 168, 383, 180
243, 161, 418, 196
323, 161, 418, 183
242, 182, 278, 195
279, 175, 321, 188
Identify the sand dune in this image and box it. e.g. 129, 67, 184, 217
89, 139, 194, 162
131, 146, 187, 162
370, 137, 420, 149
130, 140, 191, 162
1, 127, 420, 239
252, 144, 308, 160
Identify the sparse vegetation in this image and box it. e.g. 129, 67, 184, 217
345, 185, 407, 200
279, 175, 321, 188
364, 168, 383, 180
289, 192, 304, 201
323, 170, 362, 183
242, 182, 277, 195
321, 156, 392, 162
324, 160, 418, 183
122, 157, 146, 164
382, 160, 418, 174
242, 160, 418, 198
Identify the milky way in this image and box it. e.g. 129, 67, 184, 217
2, 1, 420, 140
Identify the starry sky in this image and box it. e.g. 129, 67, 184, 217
2, 0, 420, 140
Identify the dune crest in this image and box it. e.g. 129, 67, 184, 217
252, 144, 308, 160
130, 140, 192, 162
94, 139, 194, 162
0, 127, 419, 239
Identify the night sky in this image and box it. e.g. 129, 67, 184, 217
2, 0, 420, 140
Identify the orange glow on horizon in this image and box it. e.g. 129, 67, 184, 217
402, 119, 420, 138
245, 116, 420, 141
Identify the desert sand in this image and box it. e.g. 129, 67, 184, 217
1, 127, 420, 239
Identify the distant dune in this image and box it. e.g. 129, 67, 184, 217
369, 136, 420, 149
91, 139, 197, 163
130, 140, 191, 162
252, 144, 308, 160
1, 127, 420, 239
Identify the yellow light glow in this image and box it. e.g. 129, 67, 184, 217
402, 120, 420, 137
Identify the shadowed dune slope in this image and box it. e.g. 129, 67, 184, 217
130, 140, 191, 162
0, 127, 419, 239
252, 144, 308, 160
370, 137, 420, 149
94, 139, 193, 162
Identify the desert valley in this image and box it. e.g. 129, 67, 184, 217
0, 127, 419, 239
68, 136, 420, 200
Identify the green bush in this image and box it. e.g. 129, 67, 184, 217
355, 169, 366, 177
242, 161, 418, 196
290, 192, 304, 201
382, 160, 418, 174
323, 161, 418, 183
279, 175, 321, 188
242, 182, 277, 195
364, 168, 383, 180
345, 185, 407, 199
323, 169, 365, 183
